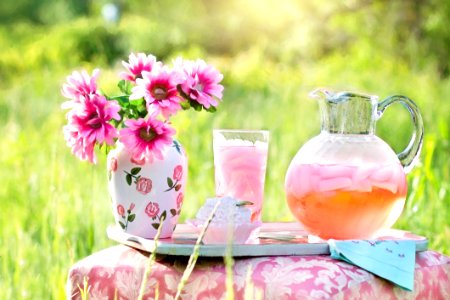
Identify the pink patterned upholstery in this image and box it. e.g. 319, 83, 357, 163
67, 245, 450, 299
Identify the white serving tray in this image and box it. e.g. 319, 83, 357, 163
107, 222, 428, 257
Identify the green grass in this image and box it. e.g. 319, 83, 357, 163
1, 9, 450, 300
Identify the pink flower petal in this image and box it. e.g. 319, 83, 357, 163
63, 94, 121, 164
119, 117, 175, 164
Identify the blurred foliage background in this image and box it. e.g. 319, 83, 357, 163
1, 0, 449, 298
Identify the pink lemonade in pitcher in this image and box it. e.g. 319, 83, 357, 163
285, 162, 407, 239
213, 131, 269, 222
284, 89, 423, 239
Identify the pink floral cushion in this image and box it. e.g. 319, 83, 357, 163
67, 245, 450, 299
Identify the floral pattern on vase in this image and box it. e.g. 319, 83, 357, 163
108, 140, 187, 239
165, 165, 183, 192
123, 166, 154, 195
116, 203, 136, 231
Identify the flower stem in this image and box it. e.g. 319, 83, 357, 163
175, 201, 221, 300
137, 215, 165, 300
124, 213, 129, 230
164, 179, 179, 192
124, 170, 139, 179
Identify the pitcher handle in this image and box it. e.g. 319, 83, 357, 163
377, 95, 424, 173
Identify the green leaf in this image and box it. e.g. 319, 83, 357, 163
130, 167, 141, 175
137, 104, 147, 113
151, 223, 160, 230
101, 89, 110, 99
161, 210, 167, 221
128, 214, 136, 222
111, 118, 122, 128
190, 100, 203, 111
118, 79, 126, 92
180, 100, 191, 110
173, 140, 182, 155
236, 201, 254, 207
130, 98, 145, 107
170, 209, 177, 216
187, 98, 203, 111
118, 221, 126, 229
118, 79, 133, 94
104, 144, 111, 155
126, 174, 132, 185
167, 177, 174, 188
174, 184, 182, 192
177, 85, 189, 99
111, 95, 130, 107
206, 105, 217, 113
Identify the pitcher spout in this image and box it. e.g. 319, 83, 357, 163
310, 88, 379, 135
309, 88, 334, 100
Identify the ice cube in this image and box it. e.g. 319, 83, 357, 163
318, 165, 354, 179
318, 177, 353, 192
346, 179, 373, 192
286, 164, 313, 197
370, 165, 394, 182
372, 181, 398, 194
388, 164, 405, 187
352, 164, 377, 183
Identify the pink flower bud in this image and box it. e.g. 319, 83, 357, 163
109, 157, 118, 172
173, 165, 183, 181
176, 193, 184, 209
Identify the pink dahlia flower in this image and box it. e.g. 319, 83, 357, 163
130, 66, 182, 119
63, 124, 96, 163
175, 58, 224, 109
61, 69, 100, 108
120, 53, 162, 82
119, 117, 176, 164
64, 94, 121, 163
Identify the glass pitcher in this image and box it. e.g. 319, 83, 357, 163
284, 89, 424, 239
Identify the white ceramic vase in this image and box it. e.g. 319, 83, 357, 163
107, 141, 187, 239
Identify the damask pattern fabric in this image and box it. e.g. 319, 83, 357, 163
67, 245, 450, 299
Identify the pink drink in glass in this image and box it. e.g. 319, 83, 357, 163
213, 130, 269, 222
285, 162, 407, 239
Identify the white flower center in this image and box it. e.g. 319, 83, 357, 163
195, 83, 204, 92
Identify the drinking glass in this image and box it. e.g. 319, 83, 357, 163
213, 129, 269, 222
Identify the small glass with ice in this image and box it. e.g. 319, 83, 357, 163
213, 129, 269, 222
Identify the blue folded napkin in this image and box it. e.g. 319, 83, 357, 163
328, 239, 416, 291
